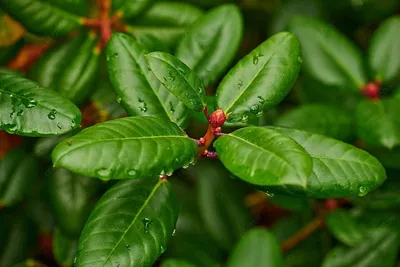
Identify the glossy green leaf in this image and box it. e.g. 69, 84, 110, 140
356, 98, 400, 149
161, 259, 195, 267
176, 4, 243, 87
52, 116, 197, 180
0, 0, 82, 36
0, 69, 82, 136
214, 127, 312, 192
275, 104, 353, 141
196, 160, 252, 251
146, 52, 205, 111
216, 32, 302, 123
106, 33, 188, 127
48, 168, 99, 237
113, 0, 153, 20
322, 228, 400, 267
0, 149, 37, 207
53, 229, 78, 267
272, 127, 386, 198
29, 32, 100, 105
136, 34, 170, 53
75, 178, 179, 267
289, 16, 367, 91
126, 2, 203, 47
326, 209, 366, 247
368, 16, 400, 83
227, 228, 283, 267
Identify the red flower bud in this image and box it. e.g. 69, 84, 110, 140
209, 109, 227, 128
360, 82, 380, 100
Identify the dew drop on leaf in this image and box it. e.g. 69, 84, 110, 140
116, 97, 122, 103
257, 96, 265, 104
169, 101, 175, 113
250, 104, 259, 114
297, 56, 303, 64
47, 109, 57, 120
143, 217, 152, 233
166, 170, 173, 177
127, 169, 137, 177
252, 53, 263, 65
126, 244, 131, 250
97, 168, 110, 177
112, 53, 119, 59
57, 123, 62, 129
241, 114, 249, 123
160, 245, 165, 253
172, 228, 176, 236
16, 110, 23, 117
358, 186, 367, 196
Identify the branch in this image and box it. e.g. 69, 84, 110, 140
6, 42, 50, 71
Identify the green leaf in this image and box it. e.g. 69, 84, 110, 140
113, 0, 153, 20
216, 32, 302, 123
34, 131, 78, 158
0, 39, 24, 65
12, 260, 47, 267
52, 116, 197, 180
322, 228, 400, 267
272, 127, 386, 198
0, 69, 82, 136
275, 104, 353, 141
326, 209, 366, 247
53, 229, 78, 267
175, 4, 243, 87
48, 168, 99, 237
75, 178, 179, 267
161, 259, 195, 267
0, 149, 37, 207
29, 32, 100, 105
127, 2, 203, 47
136, 34, 170, 53
227, 228, 283, 267
289, 16, 367, 91
195, 160, 252, 251
0, 0, 82, 36
106, 33, 188, 127
356, 98, 400, 149
368, 16, 400, 83
214, 127, 312, 192
146, 52, 205, 111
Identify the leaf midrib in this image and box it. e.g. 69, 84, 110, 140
100, 180, 165, 267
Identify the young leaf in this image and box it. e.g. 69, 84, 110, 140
146, 52, 205, 111
52, 116, 197, 180
356, 98, 400, 149
175, 4, 243, 87
214, 127, 312, 191
0, 0, 82, 36
75, 178, 179, 267
0, 69, 82, 136
29, 32, 100, 105
368, 16, 400, 83
274, 104, 353, 141
106, 33, 188, 127
289, 16, 367, 91
0, 149, 37, 207
112, 0, 153, 20
127, 2, 203, 47
161, 259, 195, 267
226, 228, 283, 267
322, 228, 400, 267
326, 209, 366, 247
53, 229, 78, 267
195, 160, 252, 251
272, 127, 386, 198
48, 168, 99, 237
216, 32, 302, 123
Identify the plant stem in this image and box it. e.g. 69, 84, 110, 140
281, 217, 324, 252
6, 42, 50, 71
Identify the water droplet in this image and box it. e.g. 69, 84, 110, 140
257, 96, 265, 104
116, 97, 122, 103
127, 169, 137, 176
172, 228, 176, 236
182, 163, 189, 169
24, 97, 37, 108
297, 56, 303, 64
126, 244, 131, 250
97, 168, 111, 177
238, 80, 244, 90
177, 67, 186, 75
139, 103, 148, 112
160, 245, 165, 253
115, 262, 120, 267
250, 104, 259, 114
168, 71, 175, 81
253, 53, 263, 65
16, 110, 23, 117
265, 191, 275, 197
143, 217, 152, 233
112, 53, 119, 59
169, 101, 175, 113
241, 114, 249, 123
47, 109, 57, 120
57, 123, 62, 129
9, 94, 13, 98
159, 170, 165, 178
358, 186, 368, 196
166, 170, 173, 176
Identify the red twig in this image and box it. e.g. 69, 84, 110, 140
6, 42, 51, 71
